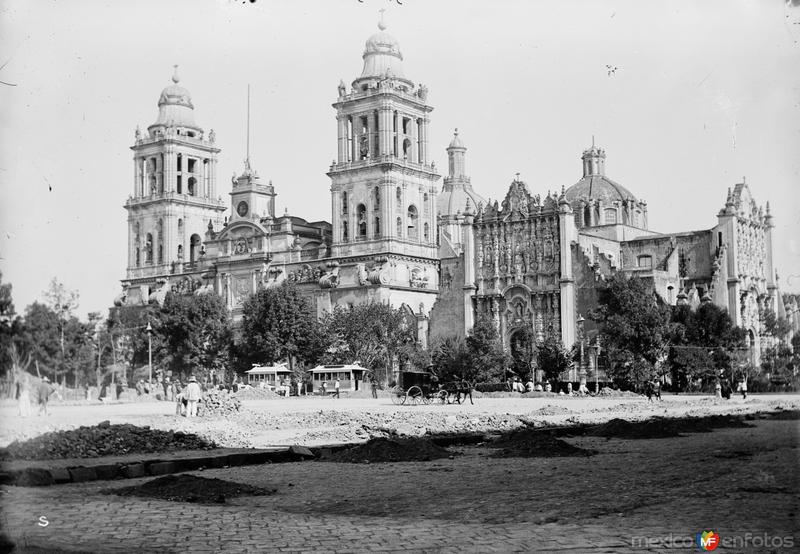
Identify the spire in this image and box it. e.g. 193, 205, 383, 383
246, 84, 251, 168
378, 8, 387, 31
446, 128, 467, 179
172, 64, 180, 84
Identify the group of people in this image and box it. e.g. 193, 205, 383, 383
715, 377, 748, 400
174, 376, 203, 417
15, 375, 56, 417
319, 378, 341, 398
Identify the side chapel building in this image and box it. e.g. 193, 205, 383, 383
117, 20, 787, 383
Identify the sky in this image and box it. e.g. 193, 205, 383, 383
1, 0, 799, 319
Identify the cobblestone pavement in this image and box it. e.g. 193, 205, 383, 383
2, 419, 798, 553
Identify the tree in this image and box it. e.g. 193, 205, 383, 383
431, 336, 471, 382
536, 332, 572, 385
239, 283, 322, 375
0, 271, 24, 376
668, 302, 746, 391
19, 302, 62, 380
465, 315, 509, 383
155, 292, 232, 382
321, 302, 415, 384
107, 303, 158, 378
591, 274, 671, 389
42, 278, 80, 385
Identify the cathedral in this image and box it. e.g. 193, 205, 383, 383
117, 20, 787, 384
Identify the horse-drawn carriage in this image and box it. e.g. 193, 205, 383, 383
389, 368, 473, 405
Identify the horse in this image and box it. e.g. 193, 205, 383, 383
442, 380, 473, 405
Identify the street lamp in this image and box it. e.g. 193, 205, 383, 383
146, 321, 153, 385
576, 314, 586, 390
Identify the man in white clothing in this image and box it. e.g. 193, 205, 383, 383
184, 376, 202, 417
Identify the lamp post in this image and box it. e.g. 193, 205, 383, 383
146, 321, 153, 385
577, 314, 586, 390
591, 340, 601, 394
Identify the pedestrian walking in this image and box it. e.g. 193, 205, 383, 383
184, 376, 202, 417
333, 377, 340, 398
321, 381, 327, 396
738, 377, 747, 400
36, 377, 54, 416
371, 378, 378, 399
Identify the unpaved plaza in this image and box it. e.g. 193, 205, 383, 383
1, 395, 799, 553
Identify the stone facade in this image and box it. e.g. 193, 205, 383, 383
116, 20, 787, 375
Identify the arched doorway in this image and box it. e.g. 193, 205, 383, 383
509, 326, 535, 382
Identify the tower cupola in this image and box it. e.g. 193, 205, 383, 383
447, 128, 467, 179
581, 142, 606, 177
149, 66, 202, 135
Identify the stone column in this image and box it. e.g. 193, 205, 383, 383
367, 111, 376, 159
379, 107, 391, 157
394, 111, 401, 158
337, 114, 348, 163
462, 212, 476, 335
558, 199, 576, 350
410, 116, 418, 163
352, 114, 361, 160
419, 117, 429, 165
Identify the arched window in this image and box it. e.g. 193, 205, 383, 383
342, 221, 349, 242
374, 216, 381, 237
604, 208, 617, 224
177, 244, 183, 260
423, 222, 429, 242
189, 234, 201, 265
374, 187, 380, 208
637, 255, 652, 269
357, 204, 367, 238
145, 233, 153, 264
407, 205, 418, 239
188, 177, 196, 196
396, 217, 402, 237
402, 138, 411, 158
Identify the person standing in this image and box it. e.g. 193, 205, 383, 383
17, 375, 31, 417
739, 377, 748, 400
333, 377, 340, 399
321, 381, 327, 396
371, 377, 378, 399
36, 377, 54, 416
184, 376, 202, 417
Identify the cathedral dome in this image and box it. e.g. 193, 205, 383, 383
563, 175, 638, 205
356, 20, 411, 85
563, 144, 637, 204
149, 66, 201, 132
438, 184, 486, 218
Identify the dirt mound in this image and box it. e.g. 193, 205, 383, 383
319, 437, 452, 463
597, 388, 641, 397
0, 422, 216, 460
234, 387, 281, 400
111, 474, 275, 504
589, 418, 681, 439
489, 429, 595, 458
765, 409, 800, 420
531, 405, 571, 416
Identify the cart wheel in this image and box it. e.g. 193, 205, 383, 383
437, 390, 448, 405
407, 386, 423, 405
422, 392, 433, 405
400, 391, 409, 405
390, 388, 402, 405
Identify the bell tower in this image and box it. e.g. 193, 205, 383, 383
124, 66, 226, 285
325, 17, 441, 318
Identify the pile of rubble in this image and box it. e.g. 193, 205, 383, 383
0, 421, 216, 460
197, 389, 242, 417
489, 429, 596, 458
234, 386, 281, 400
320, 437, 452, 463
111, 474, 276, 504
597, 388, 641, 398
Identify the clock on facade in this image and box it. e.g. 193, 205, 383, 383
236, 201, 249, 217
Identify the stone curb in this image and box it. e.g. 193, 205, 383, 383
5, 448, 307, 488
